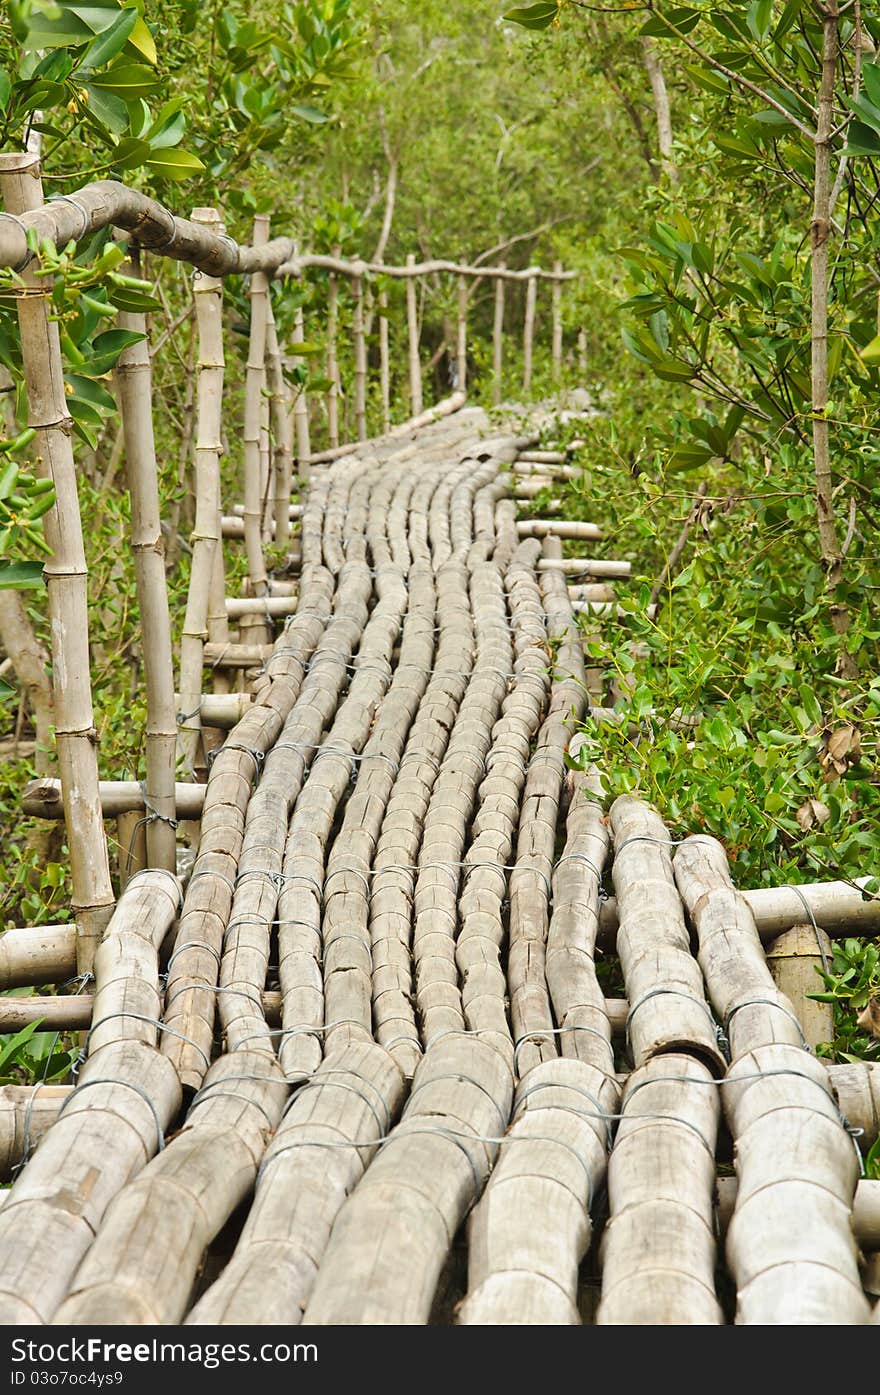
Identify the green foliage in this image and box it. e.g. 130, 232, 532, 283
0, 1016, 74, 1086
811, 938, 880, 1064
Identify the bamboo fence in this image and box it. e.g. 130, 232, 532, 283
0, 175, 878, 1326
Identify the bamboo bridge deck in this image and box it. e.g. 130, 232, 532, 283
2, 405, 879, 1325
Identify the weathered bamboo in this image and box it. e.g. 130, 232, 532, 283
23, 777, 205, 819
114, 252, 177, 871
509, 543, 589, 1075
326, 258, 340, 449
187, 1043, 405, 1324
0, 152, 115, 974
551, 260, 563, 380
0, 872, 182, 1322
266, 306, 293, 551
673, 835, 870, 1324
0, 1085, 70, 1183
456, 275, 468, 392
353, 274, 368, 443
0, 592, 53, 772
522, 273, 537, 394
0, 923, 76, 989
460, 1060, 618, 1324
611, 799, 725, 1073
116, 807, 147, 889
303, 1035, 514, 1324
203, 641, 273, 667
513, 460, 579, 479
577, 327, 587, 378
378, 286, 391, 432
456, 540, 549, 1064
537, 557, 630, 577
241, 214, 270, 637
597, 1054, 723, 1324
517, 519, 602, 540
766, 923, 835, 1049
406, 254, 423, 415
178, 207, 226, 774
162, 581, 332, 1090
546, 768, 614, 1075
54, 1051, 287, 1324
291, 303, 312, 466
831, 1061, 880, 1149
715, 1175, 880, 1250
492, 263, 505, 406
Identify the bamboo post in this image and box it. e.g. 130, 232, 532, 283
291, 302, 311, 465
578, 327, 587, 379
406, 254, 423, 415
492, 265, 505, 406
178, 208, 225, 776
551, 259, 563, 381
116, 809, 146, 889
353, 272, 367, 442
326, 253, 340, 449
265, 305, 292, 552
523, 271, 537, 394
259, 380, 271, 541
0, 151, 114, 974
114, 249, 177, 873
378, 286, 391, 432
456, 274, 468, 393
766, 924, 835, 1050
242, 213, 270, 632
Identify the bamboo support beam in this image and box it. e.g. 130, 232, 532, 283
179, 207, 225, 774
242, 214, 270, 619
266, 305, 293, 551
0, 1085, 71, 1183
492, 263, 505, 406
766, 924, 835, 1049
516, 520, 602, 540
0, 924, 77, 988
23, 777, 206, 820
115, 251, 177, 872
456, 274, 468, 392
326, 253, 340, 449
523, 273, 537, 394
0, 152, 114, 975
378, 287, 391, 433
551, 260, 563, 380
537, 557, 631, 577
291, 302, 311, 468
353, 274, 367, 442
406, 255, 423, 416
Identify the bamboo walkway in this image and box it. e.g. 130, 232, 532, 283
1, 404, 879, 1325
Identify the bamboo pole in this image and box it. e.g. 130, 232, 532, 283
326, 256, 340, 449
0, 872, 182, 1323
265, 305, 292, 552
673, 835, 870, 1324
492, 264, 505, 406
291, 302, 311, 467
353, 273, 367, 442
0, 924, 76, 989
54, 1051, 288, 1324
523, 272, 537, 394
578, 327, 587, 379
187, 1044, 404, 1324
516, 519, 602, 540
241, 214, 270, 633
179, 207, 225, 774
537, 557, 631, 577
23, 777, 205, 819
456, 274, 468, 392
406, 254, 423, 415
116, 808, 147, 889
551, 259, 563, 381
115, 249, 177, 872
766, 924, 835, 1049
0, 151, 114, 974
378, 286, 391, 432
0, 1085, 70, 1183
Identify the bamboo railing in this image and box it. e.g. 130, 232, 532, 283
0, 169, 877, 1326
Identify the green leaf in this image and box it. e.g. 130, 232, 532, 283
105, 284, 162, 313
144, 148, 205, 180
844, 120, 880, 157
127, 15, 157, 65
0, 1019, 45, 1072
290, 103, 329, 124
82, 83, 128, 133
80, 7, 137, 70
0, 561, 44, 591
0, 68, 11, 111
504, 3, 559, 30
859, 332, 880, 363
861, 62, 880, 112
89, 62, 160, 98
84, 328, 146, 375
